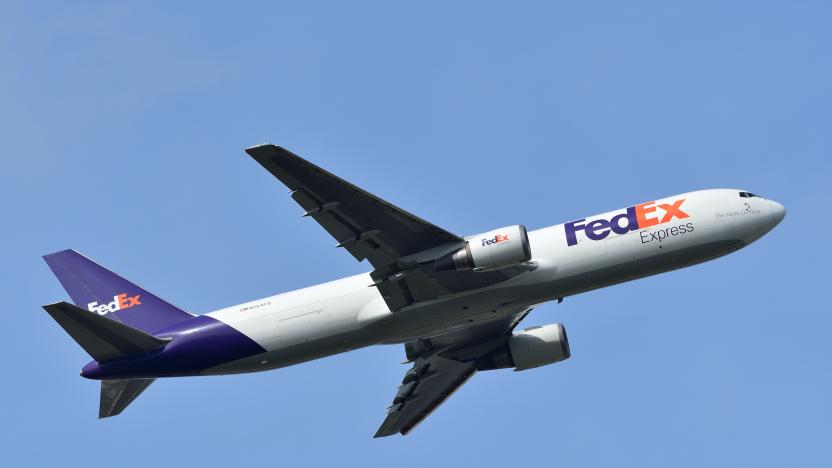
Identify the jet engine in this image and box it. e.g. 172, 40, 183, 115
434, 225, 531, 272
477, 323, 571, 371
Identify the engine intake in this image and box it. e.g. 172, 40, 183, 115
477, 323, 571, 371
434, 225, 531, 272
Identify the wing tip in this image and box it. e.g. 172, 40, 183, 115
244, 143, 280, 157
373, 428, 400, 438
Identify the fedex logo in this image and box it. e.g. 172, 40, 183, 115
482, 233, 509, 246
565, 199, 689, 246
87, 293, 141, 316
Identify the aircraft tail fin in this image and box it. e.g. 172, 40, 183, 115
100, 378, 155, 418
43, 249, 193, 333
42, 301, 170, 363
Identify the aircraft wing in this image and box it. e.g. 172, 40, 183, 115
374, 307, 532, 437
246, 144, 462, 266
246, 144, 521, 310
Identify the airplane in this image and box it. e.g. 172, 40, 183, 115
41, 145, 786, 437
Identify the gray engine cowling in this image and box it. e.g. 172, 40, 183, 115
434, 225, 531, 272
509, 323, 571, 370
477, 323, 571, 371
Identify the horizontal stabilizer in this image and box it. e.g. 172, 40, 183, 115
42, 302, 170, 362
100, 379, 155, 418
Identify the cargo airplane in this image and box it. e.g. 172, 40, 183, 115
42, 145, 786, 437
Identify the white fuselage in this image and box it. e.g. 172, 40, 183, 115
202, 189, 785, 375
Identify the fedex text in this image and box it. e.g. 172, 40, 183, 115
88, 293, 142, 316
565, 199, 690, 247
482, 233, 509, 247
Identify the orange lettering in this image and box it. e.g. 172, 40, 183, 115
659, 199, 689, 222
635, 201, 659, 228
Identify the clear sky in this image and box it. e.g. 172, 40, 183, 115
1, 1, 829, 466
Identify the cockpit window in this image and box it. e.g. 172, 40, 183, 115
739, 192, 762, 198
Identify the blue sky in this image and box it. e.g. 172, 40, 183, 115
2, 1, 829, 466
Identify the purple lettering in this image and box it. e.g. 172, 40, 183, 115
609, 207, 638, 235
585, 219, 611, 241
564, 219, 585, 246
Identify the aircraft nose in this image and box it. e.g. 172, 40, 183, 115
769, 200, 786, 226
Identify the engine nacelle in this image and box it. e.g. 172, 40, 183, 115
434, 225, 531, 272
509, 323, 571, 370
477, 323, 571, 371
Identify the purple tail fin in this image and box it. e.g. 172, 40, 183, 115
43, 249, 193, 333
